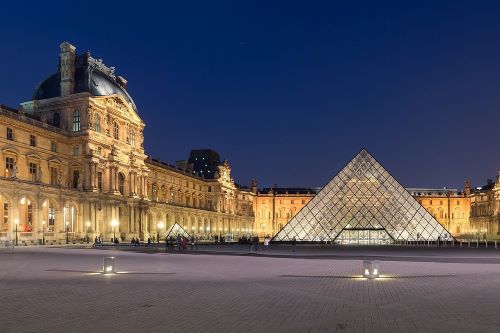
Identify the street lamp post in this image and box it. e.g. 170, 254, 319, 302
157, 221, 164, 244
42, 220, 45, 245
66, 222, 69, 244
111, 220, 118, 243
14, 219, 18, 246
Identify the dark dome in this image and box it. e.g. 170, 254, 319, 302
32, 52, 137, 112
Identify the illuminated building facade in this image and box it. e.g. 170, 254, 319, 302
0, 42, 254, 245
0, 42, 475, 245
469, 175, 500, 238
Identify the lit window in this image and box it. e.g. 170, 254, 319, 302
72, 109, 81, 132
5, 157, 14, 177
94, 115, 100, 133
113, 122, 119, 140
129, 128, 135, 147
48, 205, 55, 226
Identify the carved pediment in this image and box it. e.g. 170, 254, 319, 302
48, 156, 63, 164
2, 144, 20, 155
26, 151, 42, 160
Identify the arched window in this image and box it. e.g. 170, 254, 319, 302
53, 112, 61, 127
72, 109, 80, 132
118, 173, 125, 195
113, 122, 119, 140
94, 115, 100, 133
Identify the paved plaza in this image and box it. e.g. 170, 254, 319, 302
1, 246, 500, 332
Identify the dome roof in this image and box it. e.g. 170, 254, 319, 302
32, 51, 137, 112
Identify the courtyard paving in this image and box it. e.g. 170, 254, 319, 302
1, 246, 500, 332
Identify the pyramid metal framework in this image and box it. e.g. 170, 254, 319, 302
165, 223, 191, 239
272, 149, 451, 244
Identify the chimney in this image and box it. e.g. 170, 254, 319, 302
251, 178, 257, 194
59, 42, 76, 96
464, 179, 471, 196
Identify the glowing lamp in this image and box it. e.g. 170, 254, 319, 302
103, 257, 116, 274
363, 260, 379, 279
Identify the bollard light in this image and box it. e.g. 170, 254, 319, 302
363, 260, 380, 279
103, 257, 116, 274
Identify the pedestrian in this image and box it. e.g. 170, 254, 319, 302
135, 238, 140, 247
176, 235, 181, 251
147, 237, 151, 246
131, 237, 135, 245
254, 236, 260, 251
264, 237, 270, 251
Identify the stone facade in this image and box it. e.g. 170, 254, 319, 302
253, 187, 318, 237
0, 42, 254, 245
469, 176, 500, 238
0, 41, 477, 245
408, 188, 471, 236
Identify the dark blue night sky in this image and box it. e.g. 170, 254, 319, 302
2, 1, 500, 189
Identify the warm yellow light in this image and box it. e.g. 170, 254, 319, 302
373, 268, 378, 275
86, 222, 90, 227
157, 221, 164, 229
42, 200, 47, 207
111, 220, 118, 227
364, 269, 369, 276
42, 221, 46, 225
14, 219, 19, 225
105, 266, 113, 273
20, 197, 26, 205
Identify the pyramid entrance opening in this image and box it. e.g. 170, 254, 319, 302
335, 228, 393, 245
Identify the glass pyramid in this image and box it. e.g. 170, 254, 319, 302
272, 149, 451, 244
165, 223, 191, 239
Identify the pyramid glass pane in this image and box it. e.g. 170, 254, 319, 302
165, 223, 191, 239
272, 149, 452, 244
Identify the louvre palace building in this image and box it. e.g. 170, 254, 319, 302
0, 42, 484, 245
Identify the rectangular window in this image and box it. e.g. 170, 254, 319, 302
73, 145, 79, 156
48, 206, 55, 226
51, 141, 57, 152
97, 172, 103, 192
29, 134, 36, 147
5, 157, 14, 177
6, 128, 13, 140
29, 162, 37, 181
73, 170, 79, 188
50, 167, 58, 185
72, 109, 81, 132
130, 128, 135, 147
